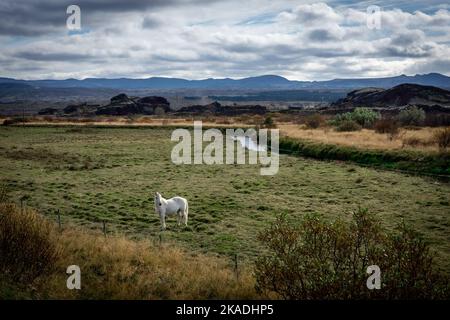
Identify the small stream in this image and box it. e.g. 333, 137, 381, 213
231, 135, 267, 152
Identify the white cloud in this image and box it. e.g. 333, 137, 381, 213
1, 1, 449, 80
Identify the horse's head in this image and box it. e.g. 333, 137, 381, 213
154, 192, 162, 213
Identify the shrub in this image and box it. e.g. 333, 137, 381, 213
335, 119, 362, 132
0, 203, 61, 282
262, 115, 276, 128
350, 107, 381, 128
304, 114, 324, 129
374, 118, 400, 140
433, 127, 450, 150
255, 208, 449, 299
331, 108, 380, 129
397, 106, 426, 126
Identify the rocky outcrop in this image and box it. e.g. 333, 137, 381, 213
332, 84, 450, 110
63, 102, 99, 115
38, 107, 59, 115
177, 101, 267, 115
95, 93, 170, 115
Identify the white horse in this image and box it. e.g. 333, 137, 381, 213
154, 192, 188, 230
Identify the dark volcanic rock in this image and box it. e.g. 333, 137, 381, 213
177, 101, 267, 115
95, 95, 170, 115
38, 107, 58, 115
137, 96, 168, 105
110, 93, 131, 104
63, 102, 99, 115
332, 84, 450, 110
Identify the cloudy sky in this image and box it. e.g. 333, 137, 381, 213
1, 0, 449, 80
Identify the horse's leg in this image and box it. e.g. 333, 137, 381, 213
160, 213, 166, 231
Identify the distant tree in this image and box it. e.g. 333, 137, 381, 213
263, 115, 276, 128
397, 106, 426, 126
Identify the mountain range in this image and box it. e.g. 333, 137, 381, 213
1, 73, 449, 91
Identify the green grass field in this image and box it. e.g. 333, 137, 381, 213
1, 126, 449, 268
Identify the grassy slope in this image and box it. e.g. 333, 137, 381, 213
0, 126, 449, 269
279, 137, 450, 176
0, 203, 256, 299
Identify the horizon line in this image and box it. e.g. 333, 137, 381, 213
1, 72, 448, 83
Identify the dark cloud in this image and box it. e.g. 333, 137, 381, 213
0, 0, 208, 36
15, 51, 93, 62
308, 29, 339, 41
142, 17, 161, 29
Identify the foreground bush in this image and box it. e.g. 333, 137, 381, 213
255, 209, 449, 299
0, 203, 60, 282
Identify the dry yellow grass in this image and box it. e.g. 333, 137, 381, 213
37, 227, 258, 299
278, 124, 448, 152
6, 115, 448, 152
0, 203, 258, 300
13, 116, 253, 128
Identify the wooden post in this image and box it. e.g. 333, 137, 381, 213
102, 221, 107, 237
159, 233, 162, 246
234, 253, 239, 281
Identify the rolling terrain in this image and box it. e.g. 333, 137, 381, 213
1, 126, 449, 269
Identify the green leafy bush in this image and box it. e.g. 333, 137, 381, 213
330, 108, 380, 129
255, 208, 449, 299
397, 106, 426, 126
262, 115, 276, 128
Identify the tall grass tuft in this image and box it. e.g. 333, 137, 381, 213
433, 127, 450, 150
0, 202, 61, 283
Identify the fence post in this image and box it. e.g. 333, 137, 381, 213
234, 253, 239, 281
159, 233, 163, 246
102, 220, 107, 237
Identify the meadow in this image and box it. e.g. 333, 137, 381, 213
0, 125, 449, 269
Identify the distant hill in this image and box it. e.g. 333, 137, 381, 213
0, 73, 449, 91
331, 83, 450, 110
